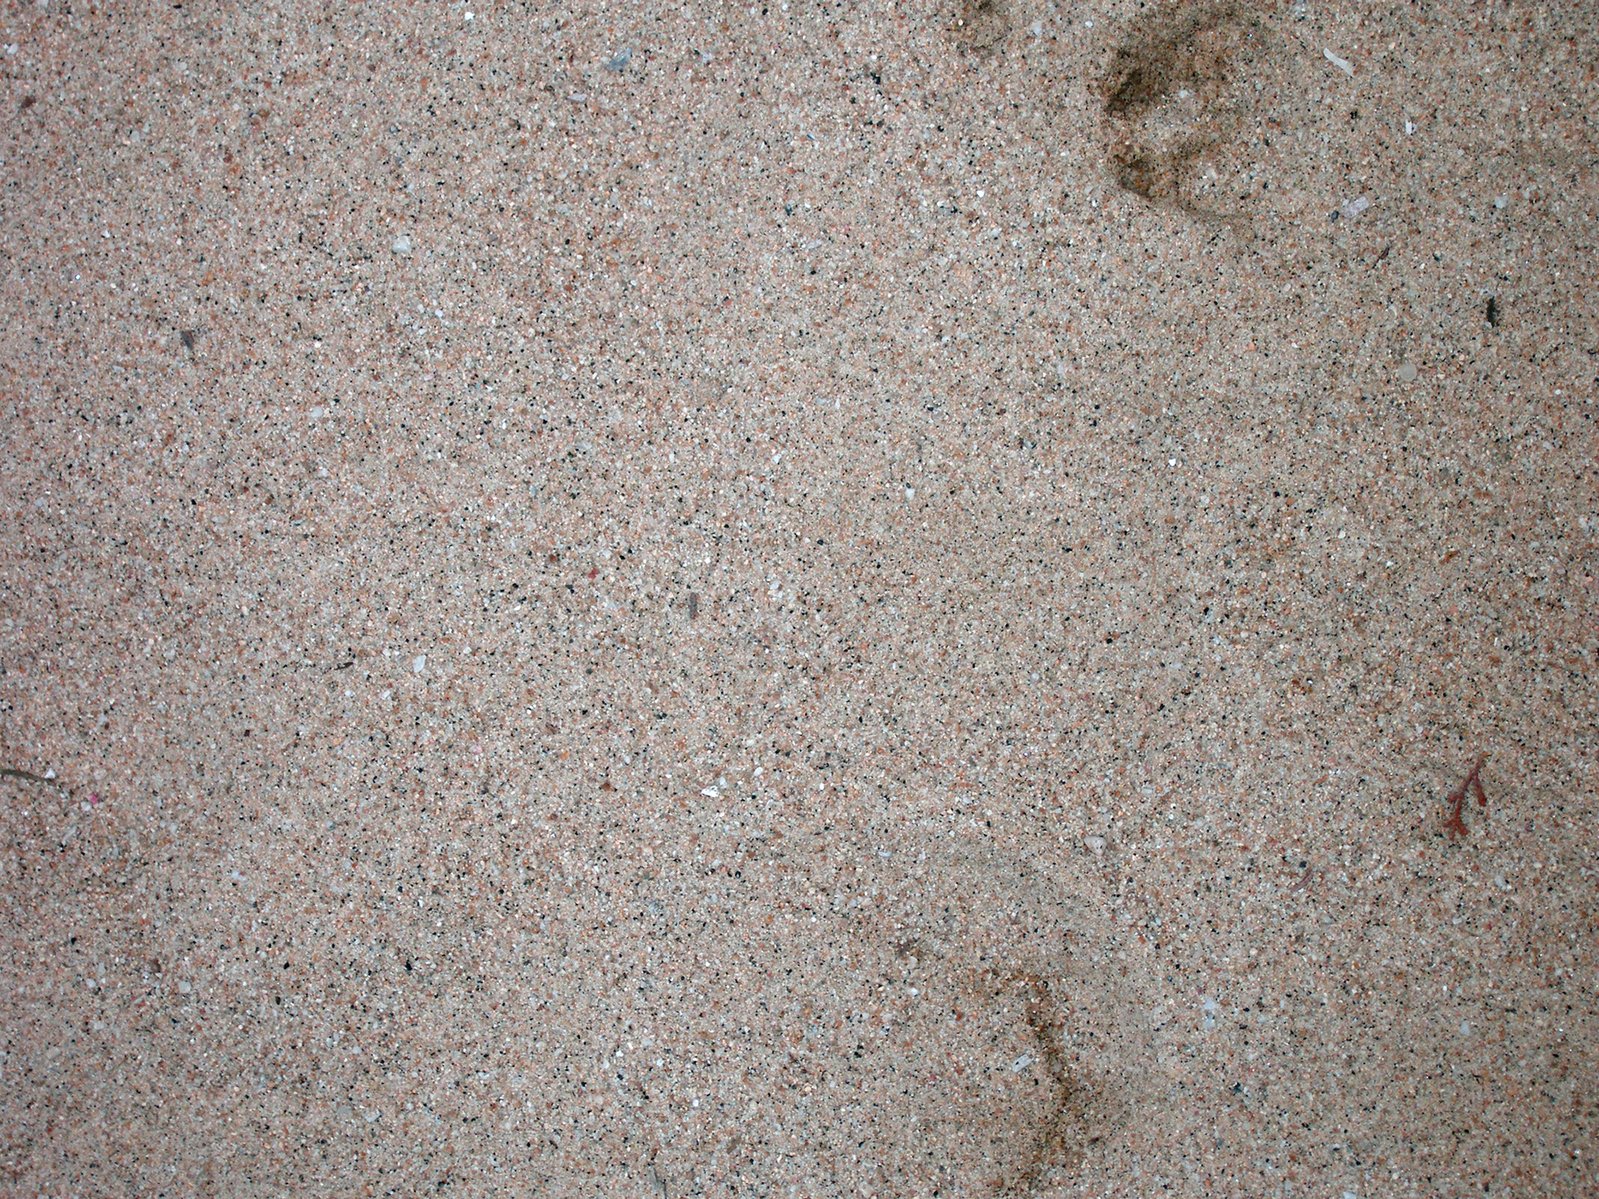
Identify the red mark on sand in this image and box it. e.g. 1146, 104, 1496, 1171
1443, 754, 1488, 838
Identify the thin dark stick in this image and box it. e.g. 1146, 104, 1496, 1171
1, 766, 62, 787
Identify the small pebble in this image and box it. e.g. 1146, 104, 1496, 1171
392, 233, 413, 255
1397, 361, 1418, 383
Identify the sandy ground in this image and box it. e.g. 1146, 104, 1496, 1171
2, 1, 1595, 1195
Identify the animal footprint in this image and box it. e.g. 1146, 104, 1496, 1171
1100, 3, 1270, 218
828, 836, 1162, 1192
949, 0, 1014, 53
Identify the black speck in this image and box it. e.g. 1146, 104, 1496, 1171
20, 95, 37, 111
180, 328, 198, 353
1485, 296, 1498, 326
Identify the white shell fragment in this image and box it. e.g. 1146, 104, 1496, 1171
1324, 47, 1355, 75
1339, 195, 1371, 220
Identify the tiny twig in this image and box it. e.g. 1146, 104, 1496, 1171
1443, 753, 1488, 838
1, 766, 68, 791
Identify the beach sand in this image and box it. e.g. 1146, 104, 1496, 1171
2, 1, 1595, 1194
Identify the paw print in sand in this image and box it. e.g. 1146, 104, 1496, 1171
949, 0, 1014, 54
820, 836, 1162, 1193
1100, 3, 1273, 220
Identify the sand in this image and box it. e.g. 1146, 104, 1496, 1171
2, 1, 1595, 1194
